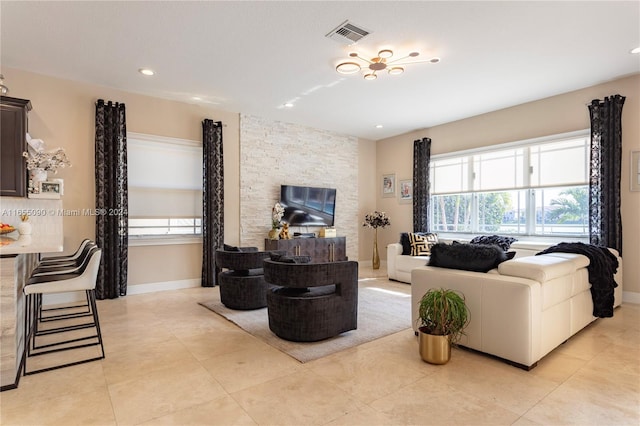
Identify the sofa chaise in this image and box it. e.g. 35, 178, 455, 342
410, 248, 623, 369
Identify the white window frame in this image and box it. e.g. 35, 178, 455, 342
429, 130, 590, 242
127, 132, 203, 247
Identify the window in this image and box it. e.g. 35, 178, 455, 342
127, 133, 202, 241
429, 130, 589, 238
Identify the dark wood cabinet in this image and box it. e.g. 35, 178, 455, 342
265, 237, 347, 262
1, 96, 31, 197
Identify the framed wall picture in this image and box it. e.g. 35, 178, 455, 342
48, 178, 64, 195
632, 151, 640, 192
382, 173, 396, 198
40, 181, 61, 195
399, 179, 413, 203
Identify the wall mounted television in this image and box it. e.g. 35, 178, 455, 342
280, 185, 336, 227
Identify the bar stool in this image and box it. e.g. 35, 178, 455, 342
23, 247, 105, 375
30, 241, 97, 324
37, 238, 92, 266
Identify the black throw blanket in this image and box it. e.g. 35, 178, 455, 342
536, 242, 619, 318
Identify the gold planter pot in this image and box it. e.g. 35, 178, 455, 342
418, 330, 451, 365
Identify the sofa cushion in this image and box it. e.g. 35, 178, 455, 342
396, 254, 430, 273
470, 235, 518, 251
408, 233, 439, 256
223, 244, 259, 252
428, 243, 509, 273
540, 252, 590, 270
498, 255, 576, 282
271, 255, 312, 264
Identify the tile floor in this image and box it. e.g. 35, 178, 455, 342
1, 265, 639, 425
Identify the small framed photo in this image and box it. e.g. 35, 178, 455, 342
48, 178, 64, 195
632, 151, 640, 192
382, 173, 396, 198
399, 179, 413, 203
40, 181, 61, 196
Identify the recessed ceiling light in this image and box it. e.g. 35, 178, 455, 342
192, 96, 202, 101
375, 124, 384, 129
138, 68, 155, 76
631, 47, 640, 54
284, 103, 294, 108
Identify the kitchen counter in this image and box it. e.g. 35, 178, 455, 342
0, 232, 64, 255
0, 197, 64, 390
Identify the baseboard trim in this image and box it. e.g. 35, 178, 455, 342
127, 278, 201, 295
622, 291, 640, 305
358, 260, 387, 268
42, 279, 202, 306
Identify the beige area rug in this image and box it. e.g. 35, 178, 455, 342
199, 278, 412, 363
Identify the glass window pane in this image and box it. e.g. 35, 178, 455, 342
534, 186, 588, 236
129, 218, 170, 227
129, 217, 201, 237
169, 218, 196, 226
477, 190, 525, 235
430, 194, 472, 232
129, 227, 171, 236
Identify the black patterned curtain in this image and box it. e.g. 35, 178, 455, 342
588, 95, 625, 255
94, 99, 128, 299
413, 137, 432, 232
202, 119, 224, 287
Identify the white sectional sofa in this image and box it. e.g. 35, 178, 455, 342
410, 250, 623, 369
387, 240, 552, 284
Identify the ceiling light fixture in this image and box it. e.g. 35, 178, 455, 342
284, 102, 294, 108
138, 68, 155, 76
336, 49, 439, 80
631, 47, 640, 54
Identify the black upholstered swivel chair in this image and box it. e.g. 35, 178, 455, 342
263, 259, 358, 342
215, 248, 282, 310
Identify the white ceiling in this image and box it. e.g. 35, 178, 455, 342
1, 1, 639, 140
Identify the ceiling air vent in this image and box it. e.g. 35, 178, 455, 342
325, 20, 371, 45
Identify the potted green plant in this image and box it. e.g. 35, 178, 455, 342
417, 288, 469, 364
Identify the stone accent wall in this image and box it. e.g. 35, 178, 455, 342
240, 114, 359, 260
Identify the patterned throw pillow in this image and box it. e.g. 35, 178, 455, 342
469, 235, 517, 251
408, 233, 439, 256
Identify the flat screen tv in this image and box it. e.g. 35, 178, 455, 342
280, 185, 336, 227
